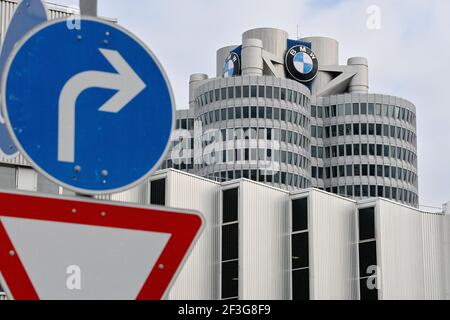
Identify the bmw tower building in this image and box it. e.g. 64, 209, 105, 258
162, 28, 419, 207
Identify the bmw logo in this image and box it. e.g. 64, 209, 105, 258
285, 45, 319, 83
223, 52, 240, 78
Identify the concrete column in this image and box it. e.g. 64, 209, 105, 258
243, 28, 288, 77
347, 57, 369, 94
241, 38, 263, 76
189, 73, 208, 104
301, 36, 339, 95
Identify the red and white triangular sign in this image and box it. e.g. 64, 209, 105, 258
0, 190, 203, 300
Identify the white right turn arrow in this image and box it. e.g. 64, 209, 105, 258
58, 48, 146, 163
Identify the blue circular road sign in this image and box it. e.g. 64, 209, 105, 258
2, 17, 175, 195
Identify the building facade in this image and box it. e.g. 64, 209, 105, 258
108, 169, 450, 300
161, 28, 419, 208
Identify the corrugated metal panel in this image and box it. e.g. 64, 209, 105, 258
377, 199, 446, 300
239, 180, 290, 300
421, 213, 445, 299
308, 189, 358, 300
444, 214, 450, 300
108, 182, 149, 205
165, 170, 221, 300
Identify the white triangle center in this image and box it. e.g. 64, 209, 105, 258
1, 217, 171, 300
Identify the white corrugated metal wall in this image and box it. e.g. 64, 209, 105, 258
444, 211, 450, 300
306, 190, 359, 300
164, 170, 221, 300
377, 199, 446, 300
238, 180, 290, 300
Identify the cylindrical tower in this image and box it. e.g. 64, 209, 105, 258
243, 28, 289, 77
190, 75, 312, 191
241, 39, 264, 76
310, 94, 418, 207
347, 57, 369, 94
301, 36, 339, 96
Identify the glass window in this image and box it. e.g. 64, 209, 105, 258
353, 103, 360, 115
222, 224, 239, 261
235, 86, 242, 98
345, 103, 352, 115
274, 87, 280, 99
359, 241, 377, 277
222, 260, 238, 299
150, 179, 166, 206
258, 86, 264, 98
292, 198, 308, 232
292, 269, 310, 300
361, 103, 367, 115
292, 232, 309, 269
375, 103, 382, 116
223, 188, 239, 223
311, 106, 317, 118
266, 86, 273, 99
258, 107, 265, 119
241, 106, 248, 119
243, 86, 249, 98
228, 87, 234, 99
221, 88, 227, 100
251, 85, 257, 98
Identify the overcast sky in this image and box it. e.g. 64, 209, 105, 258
50, 0, 450, 209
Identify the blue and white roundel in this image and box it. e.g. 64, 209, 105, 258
285, 45, 318, 83
293, 52, 314, 75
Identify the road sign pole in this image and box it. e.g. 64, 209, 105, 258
80, 0, 97, 17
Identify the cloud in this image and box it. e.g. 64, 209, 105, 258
48, 0, 450, 208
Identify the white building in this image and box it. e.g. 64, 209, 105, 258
107, 169, 449, 300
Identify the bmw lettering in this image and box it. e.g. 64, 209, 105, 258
285, 45, 318, 83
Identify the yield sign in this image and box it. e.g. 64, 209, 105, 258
0, 190, 203, 300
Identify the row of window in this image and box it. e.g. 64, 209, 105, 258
312, 143, 417, 166
324, 184, 418, 206
207, 170, 311, 189
312, 164, 417, 186
199, 148, 310, 170
311, 103, 416, 126
312, 123, 416, 147
202, 127, 310, 151
196, 85, 310, 108
199, 106, 310, 129
175, 117, 195, 131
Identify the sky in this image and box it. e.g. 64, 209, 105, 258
49, 0, 450, 209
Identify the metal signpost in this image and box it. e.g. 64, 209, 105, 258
0, 0, 203, 300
